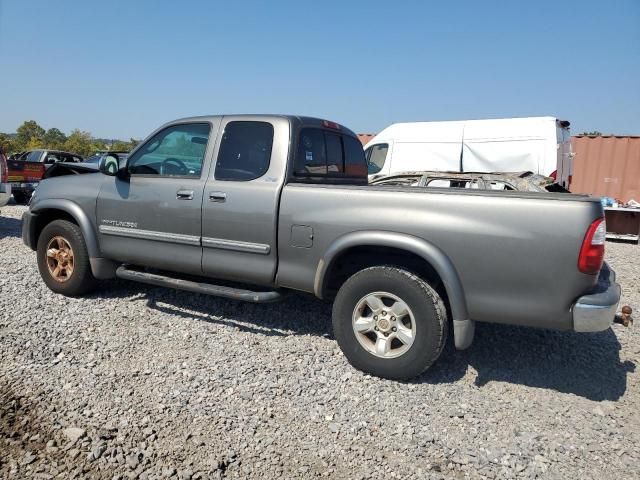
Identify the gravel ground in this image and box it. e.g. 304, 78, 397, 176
1, 204, 639, 479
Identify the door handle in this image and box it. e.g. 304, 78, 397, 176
209, 191, 227, 203
176, 189, 194, 200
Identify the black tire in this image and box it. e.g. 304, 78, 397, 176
332, 266, 447, 380
12, 191, 29, 204
36, 219, 98, 296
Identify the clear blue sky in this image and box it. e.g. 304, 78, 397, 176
1, 0, 638, 139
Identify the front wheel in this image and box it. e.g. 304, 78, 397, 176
332, 266, 447, 380
36, 220, 98, 296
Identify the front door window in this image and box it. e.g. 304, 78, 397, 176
127, 123, 211, 178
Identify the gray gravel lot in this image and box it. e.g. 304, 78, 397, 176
1, 204, 639, 479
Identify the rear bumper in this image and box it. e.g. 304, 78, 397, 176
22, 210, 37, 250
572, 263, 620, 332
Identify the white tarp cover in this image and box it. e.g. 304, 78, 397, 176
462, 139, 546, 173
460, 117, 553, 174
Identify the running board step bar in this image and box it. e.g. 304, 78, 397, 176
115, 266, 284, 303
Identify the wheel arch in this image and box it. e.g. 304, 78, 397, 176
30, 199, 100, 258
315, 231, 474, 349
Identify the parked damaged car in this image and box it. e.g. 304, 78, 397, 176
369, 170, 571, 193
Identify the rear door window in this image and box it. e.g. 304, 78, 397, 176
214, 121, 274, 181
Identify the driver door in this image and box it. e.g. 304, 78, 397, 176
96, 120, 221, 275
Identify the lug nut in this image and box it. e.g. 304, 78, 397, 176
391, 316, 396, 321
392, 327, 397, 332
373, 315, 378, 321
384, 332, 389, 337
381, 311, 386, 316
374, 326, 379, 331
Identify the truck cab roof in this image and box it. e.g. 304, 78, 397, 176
152, 115, 367, 186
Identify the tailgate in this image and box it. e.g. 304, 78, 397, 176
7, 161, 45, 182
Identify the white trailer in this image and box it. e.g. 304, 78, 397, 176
364, 116, 574, 188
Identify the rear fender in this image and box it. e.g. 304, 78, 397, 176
315, 231, 474, 349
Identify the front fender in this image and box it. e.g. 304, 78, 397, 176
30, 198, 100, 258
314, 230, 474, 349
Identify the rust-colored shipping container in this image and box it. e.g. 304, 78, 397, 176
357, 134, 375, 146
571, 135, 640, 202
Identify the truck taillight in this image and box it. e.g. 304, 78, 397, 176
578, 218, 605, 274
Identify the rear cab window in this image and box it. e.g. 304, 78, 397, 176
294, 128, 367, 182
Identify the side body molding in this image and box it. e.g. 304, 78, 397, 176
314, 231, 474, 350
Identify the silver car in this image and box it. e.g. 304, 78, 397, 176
21, 115, 621, 380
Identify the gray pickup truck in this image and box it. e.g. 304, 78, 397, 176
22, 115, 621, 380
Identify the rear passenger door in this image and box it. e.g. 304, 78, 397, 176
201, 117, 289, 285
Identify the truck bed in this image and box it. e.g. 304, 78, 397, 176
277, 183, 603, 330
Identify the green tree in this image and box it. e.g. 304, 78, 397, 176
110, 138, 140, 152
111, 141, 132, 151
25, 136, 44, 150
15, 120, 45, 150
63, 129, 94, 156
0, 133, 14, 154
91, 141, 107, 153
43, 128, 67, 149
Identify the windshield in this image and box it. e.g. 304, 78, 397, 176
366, 144, 388, 175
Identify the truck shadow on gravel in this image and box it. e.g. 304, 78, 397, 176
0, 216, 22, 239
421, 322, 635, 401
92, 282, 635, 402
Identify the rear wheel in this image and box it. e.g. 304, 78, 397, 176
332, 266, 447, 380
37, 220, 98, 296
